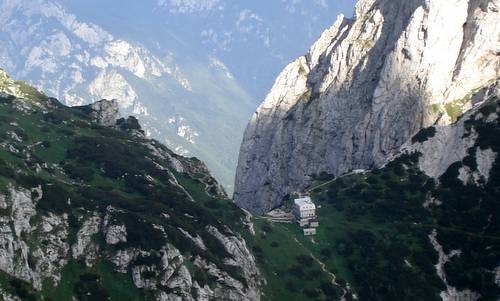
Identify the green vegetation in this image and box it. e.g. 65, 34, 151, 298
239, 151, 440, 300
299, 153, 443, 301
0, 273, 37, 301
39, 261, 146, 301
443, 87, 484, 123
243, 220, 344, 301
436, 98, 500, 299
412, 126, 436, 143
431, 104, 442, 115
245, 99, 500, 300
0, 90, 249, 300
0, 71, 50, 104
302, 89, 312, 102
13, 80, 50, 103
1, 75, 499, 300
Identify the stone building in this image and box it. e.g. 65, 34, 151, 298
293, 196, 318, 231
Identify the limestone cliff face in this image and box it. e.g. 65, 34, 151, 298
235, 0, 500, 214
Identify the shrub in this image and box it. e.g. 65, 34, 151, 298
285, 281, 298, 292
320, 282, 341, 298
37, 182, 72, 214
74, 273, 109, 301
296, 255, 314, 266
412, 127, 436, 143
288, 265, 305, 278
320, 248, 332, 259
62, 162, 95, 181
303, 288, 319, 298
252, 246, 263, 254
9, 279, 36, 301
262, 222, 272, 233
193, 268, 213, 287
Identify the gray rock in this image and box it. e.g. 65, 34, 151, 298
32, 212, 69, 286
0, 186, 69, 289
399, 82, 499, 181
103, 207, 127, 245
76, 99, 120, 126
429, 230, 481, 301
234, 0, 500, 214
207, 226, 261, 301
71, 214, 101, 267
0, 185, 262, 300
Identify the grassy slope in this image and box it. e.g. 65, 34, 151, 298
0, 95, 154, 300
0, 92, 249, 300
239, 99, 500, 301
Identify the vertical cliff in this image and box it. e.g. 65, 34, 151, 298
235, 0, 500, 214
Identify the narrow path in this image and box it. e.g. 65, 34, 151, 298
306, 170, 366, 193
305, 178, 337, 193
292, 235, 351, 300
293, 236, 338, 285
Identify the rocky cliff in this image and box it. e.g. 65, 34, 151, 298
235, 0, 500, 214
0, 71, 261, 301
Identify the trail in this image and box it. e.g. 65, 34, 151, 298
305, 178, 338, 193
286, 229, 351, 300
306, 170, 366, 193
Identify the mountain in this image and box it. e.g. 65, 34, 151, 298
242, 90, 500, 300
0, 70, 364, 301
235, 0, 500, 213
0, 0, 356, 191
9, 76, 490, 301
0, 69, 262, 300
228, 0, 500, 299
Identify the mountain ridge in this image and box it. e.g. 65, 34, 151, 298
0, 70, 262, 301
235, 0, 500, 214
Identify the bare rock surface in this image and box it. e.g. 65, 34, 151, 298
235, 0, 500, 214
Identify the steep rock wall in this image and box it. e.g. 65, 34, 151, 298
235, 0, 500, 213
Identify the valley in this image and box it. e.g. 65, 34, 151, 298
0, 0, 499, 300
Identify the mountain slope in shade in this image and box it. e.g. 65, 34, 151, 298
235, 0, 500, 213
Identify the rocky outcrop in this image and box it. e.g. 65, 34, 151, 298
88, 99, 120, 126
235, 0, 500, 214
400, 81, 499, 181
0, 185, 260, 300
0, 186, 69, 289
147, 140, 228, 198
71, 214, 101, 266
429, 230, 481, 301
207, 226, 261, 301
73, 98, 121, 126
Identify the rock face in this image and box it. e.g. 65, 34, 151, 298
235, 0, 500, 214
398, 81, 500, 180
85, 99, 120, 126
